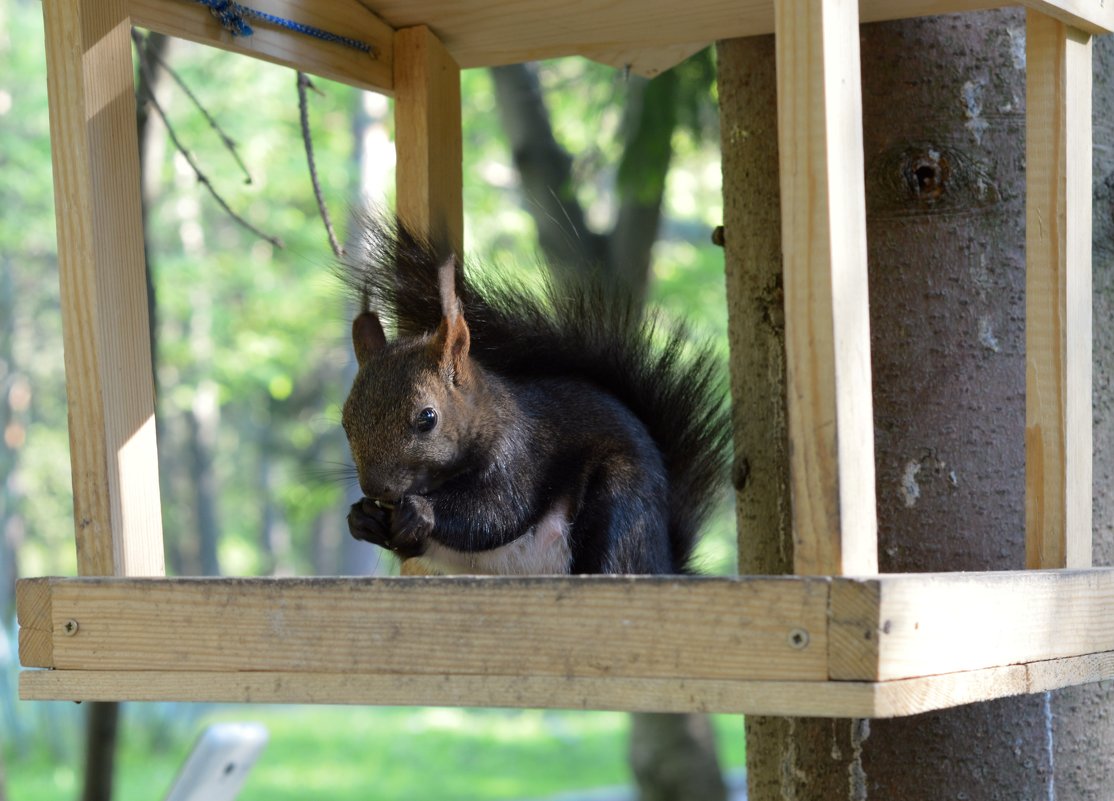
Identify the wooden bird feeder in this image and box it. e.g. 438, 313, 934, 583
15, 0, 1114, 718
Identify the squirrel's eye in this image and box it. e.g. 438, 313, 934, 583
415, 407, 438, 433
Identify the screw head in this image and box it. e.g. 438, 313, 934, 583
63, 619, 79, 636
787, 628, 810, 649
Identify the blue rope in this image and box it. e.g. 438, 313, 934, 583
194, 0, 376, 56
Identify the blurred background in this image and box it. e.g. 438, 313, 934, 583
0, 0, 741, 798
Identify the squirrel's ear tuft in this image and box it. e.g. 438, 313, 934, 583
352, 311, 387, 366
434, 255, 470, 384
438, 256, 461, 323
435, 311, 471, 386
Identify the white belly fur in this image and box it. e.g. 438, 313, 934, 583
412, 500, 572, 576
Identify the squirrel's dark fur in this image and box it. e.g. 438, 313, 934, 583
339, 216, 729, 575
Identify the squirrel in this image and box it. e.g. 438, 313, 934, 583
338, 217, 729, 575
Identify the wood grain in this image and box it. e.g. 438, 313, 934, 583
42, 0, 164, 577
364, 0, 1111, 73
774, 0, 878, 576
130, 0, 394, 93
1025, 10, 1093, 570
872, 651, 1114, 717
16, 579, 52, 668
830, 570, 1114, 681
22, 651, 1114, 718
19, 576, 831, 681
393, 25, 463, 258
20, 670, 877, 716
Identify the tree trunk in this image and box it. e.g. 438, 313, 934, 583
628, 712, 727, 801
722, 9, 1068, 798
80, 701, 119, 801
1047, 32, 1114, 801
0, 256, 23, 623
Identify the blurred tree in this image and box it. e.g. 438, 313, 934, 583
491, 55, 715, 304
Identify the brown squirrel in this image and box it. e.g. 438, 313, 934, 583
339, 218, 729, 575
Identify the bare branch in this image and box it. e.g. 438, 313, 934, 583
297, 71, 344, 258
130, 28, 284, 249
138, 31, 253, 184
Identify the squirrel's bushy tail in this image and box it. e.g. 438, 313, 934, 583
340, 214, 731, 572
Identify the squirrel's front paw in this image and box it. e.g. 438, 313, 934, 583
390, 495, 433, 558
347, 498, 392, 548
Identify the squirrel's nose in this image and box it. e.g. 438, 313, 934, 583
359, 475, 402, 503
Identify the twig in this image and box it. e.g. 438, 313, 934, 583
135, 29, 253, 185
131, 28, 284, 249
297, 71, 344, 258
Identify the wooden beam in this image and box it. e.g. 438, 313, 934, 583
830, 570, 1114, 681
16, 579, 52, 668
367, 0, 1112, 72
19, 572, 1114, 715
871, 650, 1114, 717
20, 671, 876, 717
21, 651, 1114, 718
129, 0, 395, 93
774, 0, 878, 576
393, 25, 463, 258
1019, 0, 1114, 35
42, 0, 165, 577
1025, 10, 1093, 570
17, 576, 831, 681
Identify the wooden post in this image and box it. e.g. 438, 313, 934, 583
42, 0, 165, 577
773, 0, 878, 575
393, 25, 464, 256
1025, 9, 1093, 569
392, 25, 463, 575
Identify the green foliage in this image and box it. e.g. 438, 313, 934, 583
3, 704, 744, 801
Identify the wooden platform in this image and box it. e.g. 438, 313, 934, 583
15, 0, 1109, 719
18, 569, 1114, 717
127, 0, 1114, 79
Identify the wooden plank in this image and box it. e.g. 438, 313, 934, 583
872, 651, 1114, 717
827, 576, 880, 679
367, 0, 1047, 74
393, 25, 463, 257
1020, 0, 1114, 35
392, 25, 462, 578
20, 671, 877, 717
129, 0, 395, 94
125, 0, 1110, 81
16, 579, 52, 668
774, 0, 877, 576
1025, 10, 1093, 570
22, 651, 1114, 717
830, 570, 1114, 681
19, 576, 831, 682
42, 0, 165, 577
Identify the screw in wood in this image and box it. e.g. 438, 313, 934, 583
787, 628, 809, 649
63, 619, 79, 636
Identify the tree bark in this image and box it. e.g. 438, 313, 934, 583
722, 9, 1066, 798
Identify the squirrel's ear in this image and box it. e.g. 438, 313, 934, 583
435, 309, 471, 385
352, 311, 387, 366
434, 255, 471, 384
438, 256, 460, 322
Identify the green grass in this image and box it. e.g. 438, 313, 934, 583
5, 705, 744, 801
